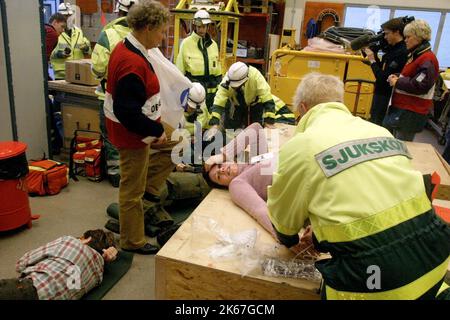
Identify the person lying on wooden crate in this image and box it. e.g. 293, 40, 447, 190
203, 122, 316, 257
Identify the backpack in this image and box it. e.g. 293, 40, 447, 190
26, 159, 69, 196
69, 129, 105, 182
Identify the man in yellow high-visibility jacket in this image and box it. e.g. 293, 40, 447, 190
91, 0, 135, 187
50, 2, 91, 80
268, 72, 450, 300
176, 9, 222, 111
207, 62, 276, 134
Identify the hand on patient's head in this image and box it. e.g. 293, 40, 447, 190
204, 154, 224, 172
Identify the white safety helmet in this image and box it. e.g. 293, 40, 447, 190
227, 62, 249, 88
194, 10, 212, 26
187, 83, 206, 109
114, 0, 139, 13
58, 2, 74, 16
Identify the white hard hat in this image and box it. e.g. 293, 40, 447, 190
194, 10, 212, 26
58, 2, 74, 15
114, 0, 139, 13
187, 83, 206, 109
227, 62, 249, 88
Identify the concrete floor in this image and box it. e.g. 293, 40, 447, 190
0, 126, 447, 300
415, 125, 445, 154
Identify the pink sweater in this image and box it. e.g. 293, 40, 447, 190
222, 123, 276, 237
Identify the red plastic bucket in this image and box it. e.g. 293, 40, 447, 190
0, 141, 33, 231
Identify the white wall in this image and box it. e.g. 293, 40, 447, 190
0, 3, 13, 141
1, 0, 48, 158
284, 0, 450, 44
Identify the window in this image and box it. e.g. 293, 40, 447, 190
437, 13, 450, 68
344, 6, 391, 31
344, 5, 450, 68
394, 9, 442, 49
43, 0, 59, 23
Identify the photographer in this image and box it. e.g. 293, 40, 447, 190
364, 18, 408, 125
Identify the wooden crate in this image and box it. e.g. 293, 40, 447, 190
155, 189, 321, 300
406, 141, 450, 201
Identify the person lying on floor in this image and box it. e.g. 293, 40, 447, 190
0, 229, 117, 300
203, 122, 315, 255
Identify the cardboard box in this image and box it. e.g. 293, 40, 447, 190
62, 104, 100, 149
65, 59, 99, 86
406, 141, 450, 201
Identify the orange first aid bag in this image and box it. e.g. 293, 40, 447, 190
26, 160, 69, 196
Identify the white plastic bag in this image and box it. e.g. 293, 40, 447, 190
191, 215, 262, 276
147, 48, 192, 128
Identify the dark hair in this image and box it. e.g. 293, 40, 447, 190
83, 229, 116, 254
49, 13, 67, 24
381, 17, 406, 35
202, 165, 227, 189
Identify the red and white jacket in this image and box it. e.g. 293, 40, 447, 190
105, 34, 164, 149
391, 43, 439, 115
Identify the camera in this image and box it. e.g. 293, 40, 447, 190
367, 31, 388, 53
351, 16, 415, 52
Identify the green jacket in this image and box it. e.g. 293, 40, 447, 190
268, 102, 450, 300
91, 17, 130, 100
272, 95, 295, 125
209, 66, 276, 126
176, 32, 222, 93
50, 26, 91, 79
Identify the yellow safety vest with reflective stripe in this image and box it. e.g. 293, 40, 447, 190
273, 95, 295, 124
176, 32, 221, 94
50, 26, 91, 79
268, 102, 449, 300
210, 66, 275, 124
91, 17, 130, 100
268, 102, 428, 239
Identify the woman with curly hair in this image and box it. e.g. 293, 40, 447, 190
104, 0, 173, 254
384, 19, 440, 141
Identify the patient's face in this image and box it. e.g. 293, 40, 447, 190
208, 163, 239, 187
